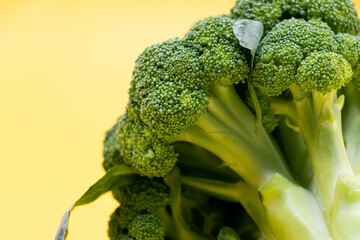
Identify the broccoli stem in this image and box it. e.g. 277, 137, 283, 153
259, 173, 332, 240
342, 86, 360, 174
330, 174, 360, 239
156, 207, 178, 239
180, 175, 272, 237
174, 142, 241, 182
271, 84, 354, 216
274, 118, 313, 188
164, 168, 209, 240
181, 174, 332, 240
175, 85, 293, 189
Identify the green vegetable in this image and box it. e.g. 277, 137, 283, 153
56, 0, 360, 239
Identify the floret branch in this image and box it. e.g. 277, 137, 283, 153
342, 86, 360, 174
270, 85, 354, 215
173, 83, 294, 189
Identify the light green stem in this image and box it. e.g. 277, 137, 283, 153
342, 86, 360, 174
176, 85, 294, 189
180, 175, 272, 238
271, 85, 353, 217
164, 168, 209, 240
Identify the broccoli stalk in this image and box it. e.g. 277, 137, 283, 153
164, 168, 209, 240
270, 85, 353, 214
342, 86, 360, 174
181, 173, 332, 240
173, 84, 293, 189
252, 18, 358, 219
180, 175, 271, 237
274, 118, 312, 187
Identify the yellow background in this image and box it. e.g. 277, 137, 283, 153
0, 0, 359, 239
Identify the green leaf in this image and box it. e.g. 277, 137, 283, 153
55, 165, 138, 240
218, 226, 241, 240
233, 19, 264, 59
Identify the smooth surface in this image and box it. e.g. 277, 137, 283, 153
0, 1, 236, 239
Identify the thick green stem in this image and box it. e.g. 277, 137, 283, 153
181, 174, 332, 240
176, 85, 294, 189
164, 168, 209, 240
157, 207, 178, 239
271, 85, 353, 217
342, 86, 360, 174
259, 174, 332, 240
174, 142, 241, 182
275, 118, 312, 188
330, 174, 360, 239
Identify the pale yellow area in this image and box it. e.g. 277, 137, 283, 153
1, 1, 360, 240
0, 0, 236, 239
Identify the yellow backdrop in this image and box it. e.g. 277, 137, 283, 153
0, 0, 359, 239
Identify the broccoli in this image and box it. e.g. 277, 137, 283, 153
230, 0, 360, 34
55, 0, 360, 240
343, 86, 360, 174
252, 18, 357, 216
338, 35, 360, 174
111, 16, 294, 192
128, 214, 166, 240
107, 172, 220, 240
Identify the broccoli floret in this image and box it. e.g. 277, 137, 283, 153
103, 117, 124, 171
107, 169, 216, 240
107, 16, 292, 192
108, 209, 166, 240
184, 16, 251, 86
297, 51, 352, 93
253, 18, 352, 95
109, 206, 139, 231
230, 0, 360, 34
336, 34, 360, 86
252, 18, 354, 216
112, 178, 169, 214
111, 114, 178, 178
128, 214, 166, 240
230, 0, 283, 33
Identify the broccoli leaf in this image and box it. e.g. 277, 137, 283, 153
55, 165, 138, 240
233, 19, 263, 58
233, 19, 264, 126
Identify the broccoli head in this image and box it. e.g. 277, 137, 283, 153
184, 16, 251, 86
252, 18, 356, 215
231, 0, 360, 34
128, 214, 166, 240
104, 15, 293, 193
112, 177, 169, 214
253, 18, 352, 96
335, 34, 360, 87
103, 117, 124, 171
